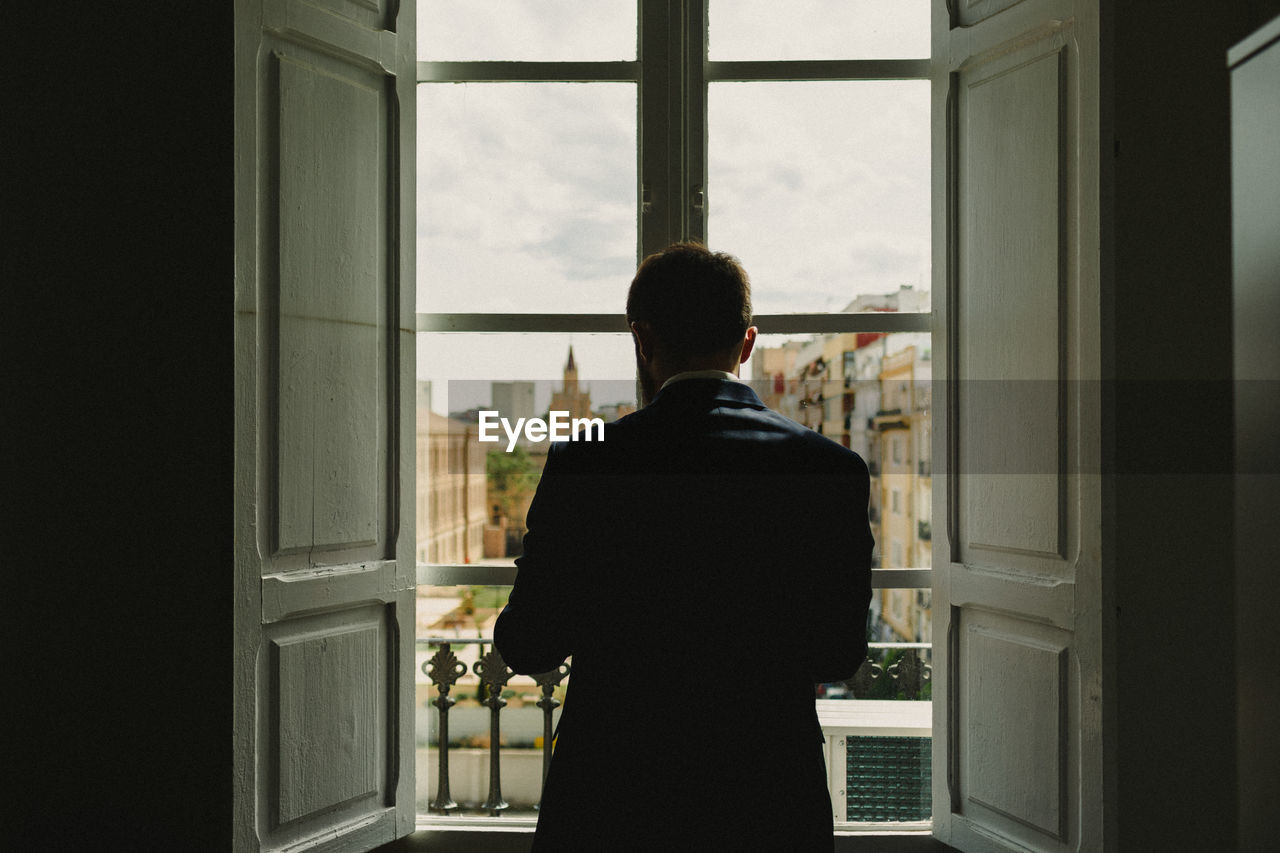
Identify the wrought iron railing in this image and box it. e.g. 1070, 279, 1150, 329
420, 637, 569, 816
415, 564, 933, 825
417, 636, 931, 819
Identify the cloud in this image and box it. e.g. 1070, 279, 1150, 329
415, 17, 931, 316
416, 81, 636, 312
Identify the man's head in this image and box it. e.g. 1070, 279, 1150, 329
626, 242, 757, 404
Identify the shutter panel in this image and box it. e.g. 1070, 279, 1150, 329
931, 0, 1103, 849
234, 0, 416, 849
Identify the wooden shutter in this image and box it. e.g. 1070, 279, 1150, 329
233, 0, 416, 849
931, 0, 1103, 849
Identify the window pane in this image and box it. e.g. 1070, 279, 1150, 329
417, 83, 637, 314
709, 0, 929, 60
416, 332, 636, 565
419, 0, 636, 61
748, 331, 932, 589
709, 81, 930, 314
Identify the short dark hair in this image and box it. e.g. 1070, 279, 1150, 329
625, 242, 752, 361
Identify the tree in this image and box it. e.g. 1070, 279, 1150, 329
486, 445, 540, 524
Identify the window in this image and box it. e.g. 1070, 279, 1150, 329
414, 0, 932, 830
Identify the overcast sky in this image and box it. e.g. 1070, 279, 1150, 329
415, 1, 930, 415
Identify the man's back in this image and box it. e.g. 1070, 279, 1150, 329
495, 377, 873, 851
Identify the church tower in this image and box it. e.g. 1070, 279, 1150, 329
549, 345, 592, 422
563, 345, 579, 397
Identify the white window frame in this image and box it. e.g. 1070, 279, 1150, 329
413, 0, 934, 837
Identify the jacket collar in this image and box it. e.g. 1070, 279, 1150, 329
659, 369, 739, 392
647, 376, 766, 410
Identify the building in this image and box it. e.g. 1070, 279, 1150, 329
844, 284, 931, 314
595, 401, 637, 422
491, 381, 535, 425
416, 389, 487, 565
872, 341, 932, 643
547, 346, 592, 423
752, 317, 934, 643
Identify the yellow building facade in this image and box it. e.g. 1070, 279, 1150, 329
416, 410, 487, 565
874, 344, 931, 642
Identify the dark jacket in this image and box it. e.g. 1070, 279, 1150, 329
494, 378, 874, 851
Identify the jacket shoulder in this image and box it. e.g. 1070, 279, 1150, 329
750, 407, 870, 473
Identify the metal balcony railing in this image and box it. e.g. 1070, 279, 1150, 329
419, 635, 931, 819
416, 564, 933, 827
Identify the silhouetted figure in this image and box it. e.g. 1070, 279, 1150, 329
495, 242, 873, 851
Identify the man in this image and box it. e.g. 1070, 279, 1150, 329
494, 242, 874, 851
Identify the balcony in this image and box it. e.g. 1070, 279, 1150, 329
873, 408, 909, 432
414, 564, 933, 836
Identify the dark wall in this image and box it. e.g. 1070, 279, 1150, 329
10, 7, 234, 851
1102, 2, 1280, 850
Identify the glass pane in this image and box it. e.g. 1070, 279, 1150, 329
417, 84, 637, 314
709, 0, 929, 60
748, 330, 932, 586
416, 332, 636, 564
419, 0, 636, 61
709, 81, 930, 314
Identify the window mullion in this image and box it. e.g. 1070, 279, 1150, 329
414, 312, 931, 334
416, 60, 640, 83
639, 0, 680, 257
684, 0, 708, 244
639, 0, 709, 255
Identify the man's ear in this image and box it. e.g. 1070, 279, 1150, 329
631, 321, 655, 364
738, 326, 758, 365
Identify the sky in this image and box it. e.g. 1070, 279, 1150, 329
415, 0, 931, 415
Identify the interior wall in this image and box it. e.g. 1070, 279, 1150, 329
1102, 1, 1280, 849
10, 7, 235, 850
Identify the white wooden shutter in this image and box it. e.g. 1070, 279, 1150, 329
234, 0, 416, 849
931, 0, 1103, 850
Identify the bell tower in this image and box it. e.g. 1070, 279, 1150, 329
563, 345, 578, 396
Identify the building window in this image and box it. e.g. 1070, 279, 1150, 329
414, 0, 932, 825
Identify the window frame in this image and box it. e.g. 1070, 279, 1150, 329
413, 0, 935, 833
